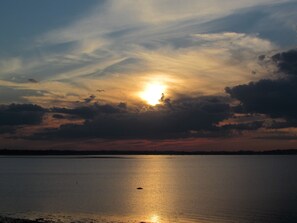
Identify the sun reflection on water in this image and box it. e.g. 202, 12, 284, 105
150, 214, 160, 223
131, 156, 175, 223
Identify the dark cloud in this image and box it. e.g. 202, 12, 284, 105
255, 132, 297, 140
258, 55, 266, 61
222, 121, 263, 131
271, 49, 297, 75
226, 78, 297, 118
52, 114, 65, 119
0, 104, 45, 127
28, 78, 39, 83
0, 126, 16, 134
31, 97, 231, 140
226, 49, 297, 121
265, 120, 297, 129
117, 102, 127, 109
51, 103, 126, 120
84, 94, 96, 103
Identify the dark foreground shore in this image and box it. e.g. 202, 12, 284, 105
0, 216, 52, 223
0, 215, 147, 223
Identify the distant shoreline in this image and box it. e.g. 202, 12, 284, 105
0, 149, 297, 156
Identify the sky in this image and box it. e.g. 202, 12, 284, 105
1, 0, 297, 151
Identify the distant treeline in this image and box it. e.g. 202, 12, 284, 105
0, 149, 297, 155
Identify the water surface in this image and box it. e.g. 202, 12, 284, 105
0, 155, 296, 223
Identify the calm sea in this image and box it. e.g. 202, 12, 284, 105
0, 155, 296, 223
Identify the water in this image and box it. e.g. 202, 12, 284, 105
0, 155, 297, 223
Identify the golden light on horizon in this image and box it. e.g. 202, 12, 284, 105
140, 82, 166, 106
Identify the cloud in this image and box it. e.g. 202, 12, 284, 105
255, 131, 297, 140
30, 96, 230, 140
0, 104, 45, 127
0, 58, 22, 74
267, 120, 297, 129
222, 121, 264, 131
198, 1, 297, 47
192, 32, 274, 52
1, 0, 297, 150
51, 103, 126, 120
0, 86, 48, 104
2, 0, 290, 107
271, 48, 297, 75
0, 3, 292, 115
52, 114, 65, 119
0, 126, 16, 135
226, 48, 297, 122
83, 94, 96, 103
28, 78, 39, 83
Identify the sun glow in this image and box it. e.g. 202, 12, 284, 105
140, 83, 166, 106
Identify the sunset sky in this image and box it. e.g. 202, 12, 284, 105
1, 0, 297, 151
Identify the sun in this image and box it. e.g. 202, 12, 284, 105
140, 83, 166, 106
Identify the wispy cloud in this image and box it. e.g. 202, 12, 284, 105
0, 0, 295, 107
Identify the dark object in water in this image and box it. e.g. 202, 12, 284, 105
137, 187, 143, 190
